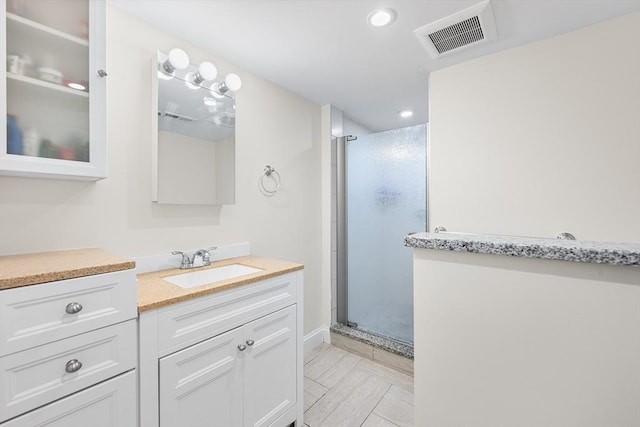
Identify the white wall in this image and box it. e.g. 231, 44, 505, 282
0, 5, 328, 335
429, 12, 640, 243
342, 117, 372, 137
416, 12, 640, 426
414, 249, 640, 427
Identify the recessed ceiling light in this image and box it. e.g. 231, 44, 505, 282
398, 110, 414, 118
367, 8, 396, 27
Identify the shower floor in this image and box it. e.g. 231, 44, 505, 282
330, 324, 413, 375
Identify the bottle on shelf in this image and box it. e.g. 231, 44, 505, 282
22, 127, 40, 157
6, 54, 23, 74
7, 115, 23, 155
38, 139, 56, 159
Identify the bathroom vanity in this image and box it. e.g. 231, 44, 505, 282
0, 249, 137, 426
406, 233, 640, 427
138, 256, 304, 427
0, 249, 304, 427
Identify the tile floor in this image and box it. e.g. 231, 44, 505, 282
303, 343, 414, 427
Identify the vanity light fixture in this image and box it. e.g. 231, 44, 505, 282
398, 109, 414, 118
210, 73, 242, 98
185, 61, 218, 89
367, 8, 396, 27
160, 48, 189, 78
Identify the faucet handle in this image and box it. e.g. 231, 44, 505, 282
171, 251, 192, 269
200, 247, 217, 266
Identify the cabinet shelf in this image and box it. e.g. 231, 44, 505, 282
6, 12, 89, 83
7, 72, 89, 98
6, 12, 88, 47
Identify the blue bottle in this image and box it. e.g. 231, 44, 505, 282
7, 115, 23, 155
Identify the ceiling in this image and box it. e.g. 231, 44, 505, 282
110, 0, 640, 133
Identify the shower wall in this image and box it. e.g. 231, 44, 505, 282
346, 125, 426, 343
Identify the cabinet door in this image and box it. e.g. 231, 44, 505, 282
0, 0, 106, 180
244, 305, 297, 427
2, 370, 136, 427
160, 327, 244, 427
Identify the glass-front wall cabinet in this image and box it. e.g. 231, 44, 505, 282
1, 0, 106, 180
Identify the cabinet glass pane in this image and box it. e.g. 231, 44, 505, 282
5, 0, 90, 162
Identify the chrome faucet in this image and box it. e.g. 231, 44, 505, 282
172, 247, 218, 269
193, 247, 216, 266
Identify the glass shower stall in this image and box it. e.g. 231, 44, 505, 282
336, 124, 426, 344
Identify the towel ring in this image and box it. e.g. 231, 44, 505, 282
259, 165, 281, 195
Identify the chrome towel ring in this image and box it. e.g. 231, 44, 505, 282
259, 165, 281, 196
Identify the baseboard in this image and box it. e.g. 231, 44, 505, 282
304, 325, 331, 353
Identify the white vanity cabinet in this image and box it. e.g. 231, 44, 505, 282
0, 269, 138, 426
139, 270, 304, 427
0, 0, 107, 180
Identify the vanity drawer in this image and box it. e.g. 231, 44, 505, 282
1, 370, 137, 427
157, 272, 297, 354
0, 320, 136, 422
0, 270, 137, 356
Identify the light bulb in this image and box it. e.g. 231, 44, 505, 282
163, 48, 189, 75
398, 109, 414, 118
168, 48, 189, 70
210, 73, 242, 97
186, 61, 218, 89
224, 73, 242, 91
198, 62, 217, 81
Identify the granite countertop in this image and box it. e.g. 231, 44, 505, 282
405, 232, 640, 266
137, 255, 303, 312
0, 248, 136, 290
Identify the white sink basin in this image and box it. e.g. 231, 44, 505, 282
164, 264, 263, 289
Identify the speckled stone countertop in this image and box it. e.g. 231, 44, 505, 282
137, 256, 303, 312
0, 248, 136, 290
405, 232, 640, 266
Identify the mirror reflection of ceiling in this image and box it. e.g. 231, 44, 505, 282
157, 57, 235, 143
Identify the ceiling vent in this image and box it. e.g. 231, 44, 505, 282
414, 0, 497, 58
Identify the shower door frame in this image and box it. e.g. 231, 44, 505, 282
336, 135, 350, 326
333, 125, 431, 330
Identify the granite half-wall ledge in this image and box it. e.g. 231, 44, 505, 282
404, 232, 640, 267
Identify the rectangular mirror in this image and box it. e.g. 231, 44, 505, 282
151, 50, 235, 205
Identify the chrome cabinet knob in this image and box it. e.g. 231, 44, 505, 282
246, 339, 255, 346
65, 359, 83, 373
238, 344, 247, 351
65, 302, 83, 314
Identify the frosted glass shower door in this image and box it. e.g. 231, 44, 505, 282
346, 124, 426, 344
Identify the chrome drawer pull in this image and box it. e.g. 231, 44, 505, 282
65, 302, 83, 314
65, 359, 83, 373
246, 339, 255, 346
237, 344, 247, 352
